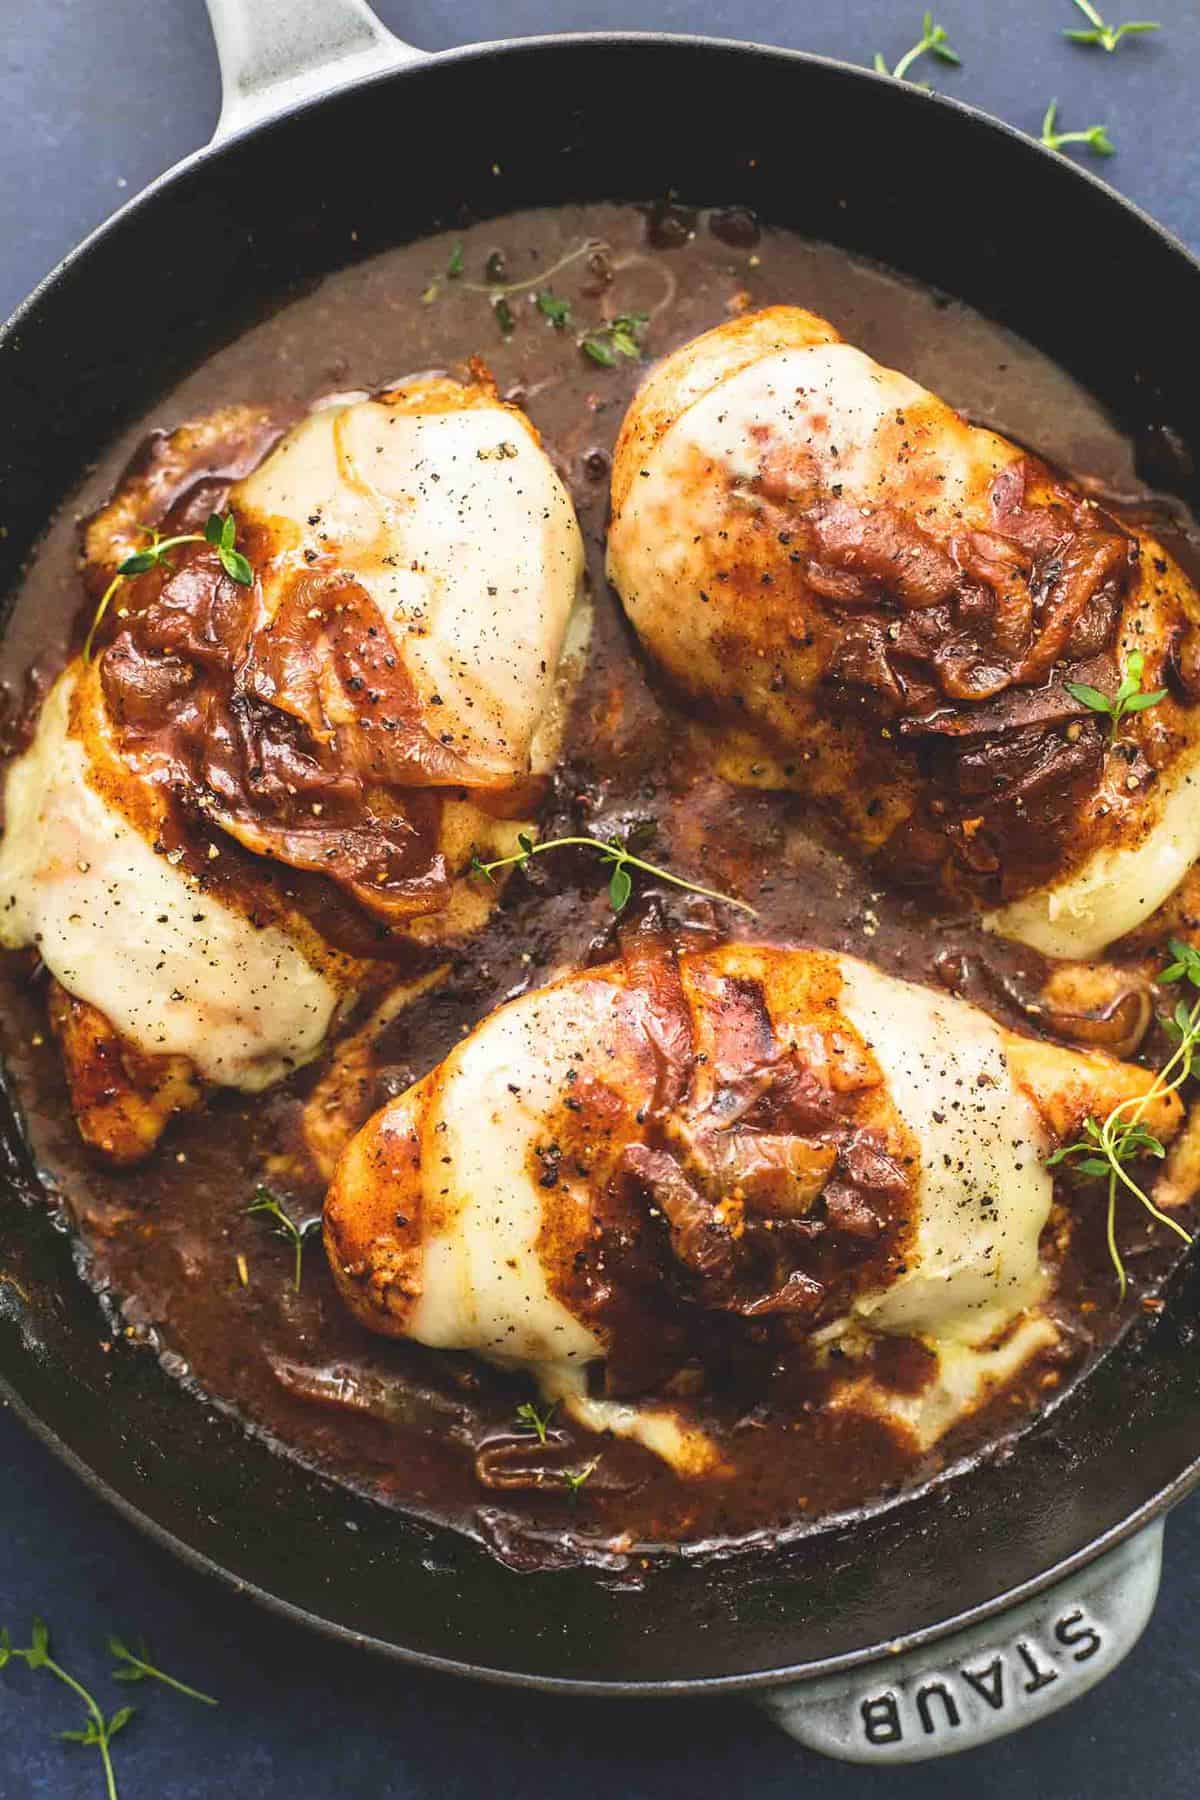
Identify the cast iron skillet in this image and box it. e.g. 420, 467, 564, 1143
3, 0, 1200, 1746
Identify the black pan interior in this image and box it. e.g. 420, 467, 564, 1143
3, 35, 1200, 1691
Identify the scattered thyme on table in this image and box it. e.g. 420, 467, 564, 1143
866, 8, 1153, 160
1039, 97, 1116, 157
1, 1617, 216, 1800
1063, 0, 1160, 52
873, 11, 961, 82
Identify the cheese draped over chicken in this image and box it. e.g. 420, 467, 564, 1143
0, 378, 586, 1156
0, 667, 349, 1091
607, 307, 1200, 959
324, 938, 1179, 1469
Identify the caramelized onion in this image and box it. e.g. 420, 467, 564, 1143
99, 553, 473, 922
934, 948, 1152, 1059
269, 1355, 472, 1436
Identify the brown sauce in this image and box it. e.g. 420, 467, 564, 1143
1, 201, 1197, 1572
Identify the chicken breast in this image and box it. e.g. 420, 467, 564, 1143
0, 665, 355, 1097
45, 981, 203, 1167
235, 379, 584, 787
325, 936, 1179, 1469
607, 307, 1200, 959
0, 376, 587, 1158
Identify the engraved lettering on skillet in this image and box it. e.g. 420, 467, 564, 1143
858, 1605, 1105, 1745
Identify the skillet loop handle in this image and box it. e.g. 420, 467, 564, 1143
205, 0, 428, 143
757, 1521, 1163, 1763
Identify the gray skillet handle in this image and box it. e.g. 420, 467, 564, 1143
205, 0, 428, 142
758, 1521, 1163, 1763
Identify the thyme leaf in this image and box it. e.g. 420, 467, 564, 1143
536, 289, 572, 329
581, 312, 649, 367
1159, 938, 1200, 986
608, 862, 633, 913
582, 335, 618, 368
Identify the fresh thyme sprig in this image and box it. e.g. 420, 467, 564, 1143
469, 830, 756, 917
562, 1459, 598, 1499
107, 1636, 217, 1707
515, 1399, 557, 1445
581, 312, 649, 367
466, 239, 604, 297
1046, 939, 1198, 1295
1064, 648, 1166, 740
1039, 97, 1115, 157
873, 12, 961, 81
1064, 0, 1160, 51
247, 1186, 322, 1293
1, 1619, 131, 1800
425, 237, 605, 307
420, 236, 643, 361
83, 510, 252, 664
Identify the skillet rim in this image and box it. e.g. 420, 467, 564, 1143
4, 26, 1200, 1696
3, 1360, 1198, 1698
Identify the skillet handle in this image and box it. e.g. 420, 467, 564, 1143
756, 1520, 1163, 1763
205, 0, 428, 142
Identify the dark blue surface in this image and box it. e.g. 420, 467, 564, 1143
4, 2, 1200, 1794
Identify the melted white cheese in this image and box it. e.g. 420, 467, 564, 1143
828, 1313, 1060, 1451
401, 973, 723, 1473
986, 747, 1200, 958
838, 957, 1053, 1337
541, 1365, 724, 1476
0, 672, 340, 1089
236, 392, 585, 783
406, 977, 612, 1366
